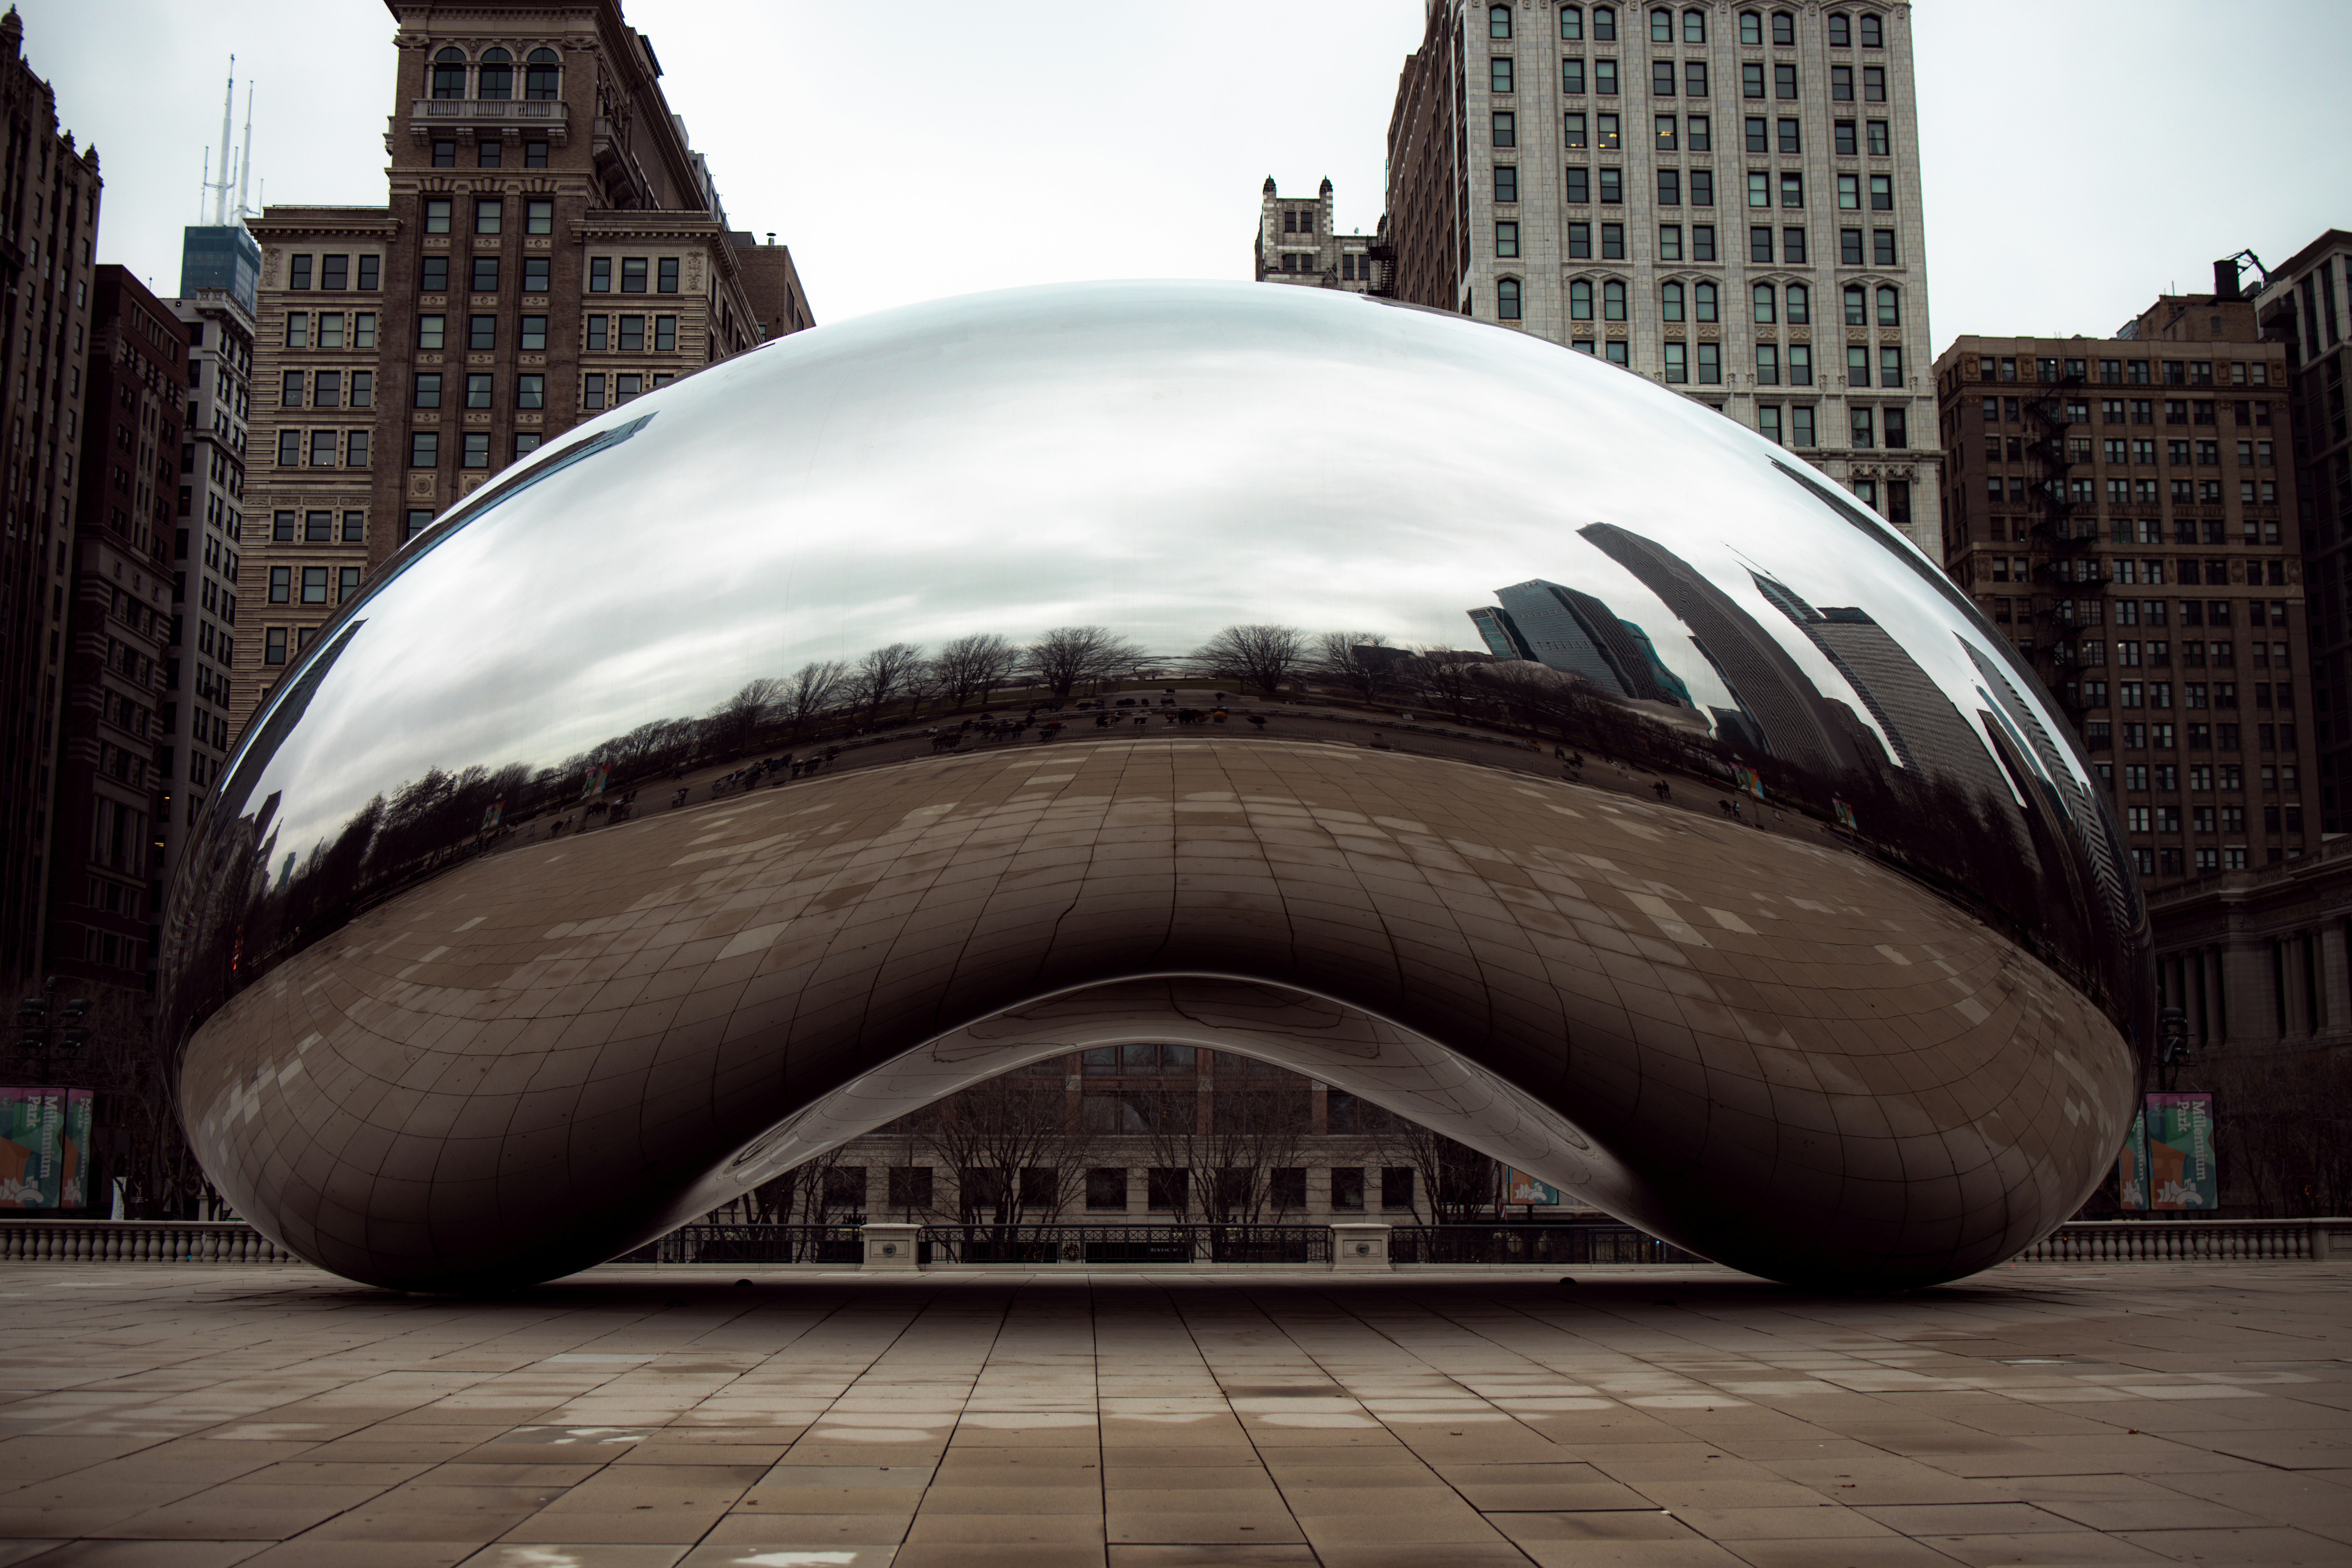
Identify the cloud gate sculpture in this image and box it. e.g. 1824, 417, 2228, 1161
160, 282, 2148, 1293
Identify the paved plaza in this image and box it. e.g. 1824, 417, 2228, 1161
0, 1264, 2347, 1567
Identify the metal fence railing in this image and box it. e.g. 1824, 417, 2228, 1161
0, 1220, 299, 1264
617, 1223, 864, 1265
917, 1224, 1332, 1265
2018, 1218, 2349, 1263
1391, 1224, 1701, 1266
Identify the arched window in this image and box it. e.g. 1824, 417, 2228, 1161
1602, 279, 1627, 321
1859, 12, 1883, 46
1785, 283, 1809, 324
1738, 9, 1762, 44
525, 48, 561, 99
1771, 9, 1795, 46
1570, 279, 1594, 320
1695, 281, 1718, 322
1843, 284, 1867, 325
477, 46, 513, 101
1683, 8, 1706, 42
1752, 282, 1776, 324
1592, 5, 1617, 42
430, 46, 468, 100
1490, 5, 1512, 38
1497, 277, 1523, 320
1662, 281, 1685, 322
1560, 5, 1583, 41
1877, 285, 1900, 326
1827, 12, 1851, 46
1650, 8, 1673, 42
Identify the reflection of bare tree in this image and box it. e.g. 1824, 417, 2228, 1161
1398, 646, 1492, 721
1026, 625, 1141, 700
932, 633, 1020, 710
708, 678, 786, 756
780, 659, 848, 737
1195, 624, 1306, 699
1312, 631, 1397, 705
850, 642, 926, 724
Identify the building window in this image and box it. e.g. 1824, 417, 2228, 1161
413, 372, 442, 410
267, 566, 290, 603
470, 256, 499, 292
1780, 172, 1803, 207
474, 198, 502, 235
272, 510, 295, 542
1750, 225, 1772, 262
338, 566, 363, 603
469, 315, 496, 351
1753, 282, 1776, 324
1570, 280, 1594, 319
1863, 65, 1886, 101
1742, 61, 1764, 98
1491, 56, 1515, 93
421, 256, 449, 292
1694, 280, 1717, 321
618, 315, 646, 351
288, 254, 313, 290
1685, 60, 1708, 96
431, 139, 455, 168
1652, 59, 1676, 96
300, 566, 329, 604
1774, 62, 1797, 99
589, 257, 612, 293
275, 431, 300, 467
1497, 277, 1522, 320
1495, 166, 1518, 203
1601, 223, 1625, 258
1602, 279, 1627, 320
1494, 110, 1517, 146
461, 432, 491, 469
517, 373, 544, 409
1595, 58, 1617, 94
1657, 168, 1680, 204
1599, 168, 1622, 203
1756, 344, 1779, 385
658, 256, 680, 293
620, 257, 648, 293
523, 256, 550, 292
1564, 59, 1585, 94
525, 47, 560, 99
1788, 343, 1811, 384
476, 140, 501, 168
357, 256, 379, 291
410, 430, 438, 468
1880, 346, 1902, 386
423, 197, 452, 235
1851, 407, 1874, 448
616, 373, 644, 404
1658, 223, 1683, 260
280, 370, 304, 407
1793, 405, 1816, 446
1662, 281, 1685, 321
520, 314, 548, 351
284, 311, 309, 348
1566, 167, 1589, 203
264, 627, 287, 665
346, 430, 370, 467
1562, 5, 1583, 38
1693, 224, 1716, 261
417, 314, 445, 350
1381, 1168, 1416, 1211
523, 198, 554, 237
1876, 285, 1900, 325
465, 373, 493, 409
1785, 282, 1809, 323
1492, 220, 1521, 258
430, 46, 467, 99
1870, 173, 1893, 211
342, 510, 366, 544
582, 374, 606, 411
1872, 229, 1897, 265
1664, 342, 1687, 383
1696, 342, 1720, 384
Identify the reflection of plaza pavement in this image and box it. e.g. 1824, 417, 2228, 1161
0, 1264, 2344, 1564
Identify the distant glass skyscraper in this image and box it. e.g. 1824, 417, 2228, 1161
179, 225, 260, 315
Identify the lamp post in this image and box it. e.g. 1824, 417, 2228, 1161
13, 980, 89, 1086
2156, 1006, 2189, 1095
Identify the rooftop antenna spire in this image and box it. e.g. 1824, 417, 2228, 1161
234, 78, 254, 222
206, 56, 235, 225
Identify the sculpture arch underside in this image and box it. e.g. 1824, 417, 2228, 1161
180, 738, 2133, 1293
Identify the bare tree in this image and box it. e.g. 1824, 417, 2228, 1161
1195, 624, 1306, 699
1025, 625, 1140, 700
918, 1067, 1096, 1229
780, 659, 848, 737
1141, 1054, 1312, 1225
932, 632, 1019, 711
1376, 1118, 1497, 1224
850, 642, 926, 723
1398, 647, 1496, 723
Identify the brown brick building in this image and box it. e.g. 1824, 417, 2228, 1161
52, 266, 183, 991
233, 0, 814, 727
0, 8, 103, 993
1933, 294, 2308, 893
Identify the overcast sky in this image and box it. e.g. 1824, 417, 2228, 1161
21, 0, 2352, 354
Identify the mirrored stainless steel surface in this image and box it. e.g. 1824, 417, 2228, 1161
160, 281, 2148, 1291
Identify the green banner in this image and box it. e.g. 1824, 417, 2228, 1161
2119, 1093, 2215, 1211
0, 1088, 91, 1209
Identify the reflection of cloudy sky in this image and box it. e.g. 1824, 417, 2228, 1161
246, 280, 2048, 862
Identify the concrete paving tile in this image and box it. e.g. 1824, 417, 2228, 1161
2109, 1526, 2352, 1565
891, 1549, 1102, 1568
101, 1485, 393, 1541
460, 1549, 687, 1568
1714, 1539, 1962, 1567
239, 1546, 480, 1568
1919, 1532, 2176, 1566
900, 1512, 1105, 1545
0, 1546, 267, 1567
698, 1514, 909, 1545
1852, 1502, 2084, 1536
1105, 1549, 1317, 1566
491, 1512, 726, 1547
1667, 1506, 1896, 1540
677, 1547, 895, 1568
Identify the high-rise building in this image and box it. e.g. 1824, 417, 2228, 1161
233, 0, 816, 729
1931, 295, 2310, 892
53, 267, 185, 995
1382, 1, 1939, 549
1254, 178, 1384, 292
2250, 234, 2352, 830
159, 231, 256, 881
0, 8, 103, 991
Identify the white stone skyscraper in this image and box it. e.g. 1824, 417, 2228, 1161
1385, 0, 1939, 549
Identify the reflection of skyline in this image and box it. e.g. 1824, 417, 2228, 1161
1579, 524, 1866, 776
1484, 580, 1684, 706
1750, 574, 2012, 809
